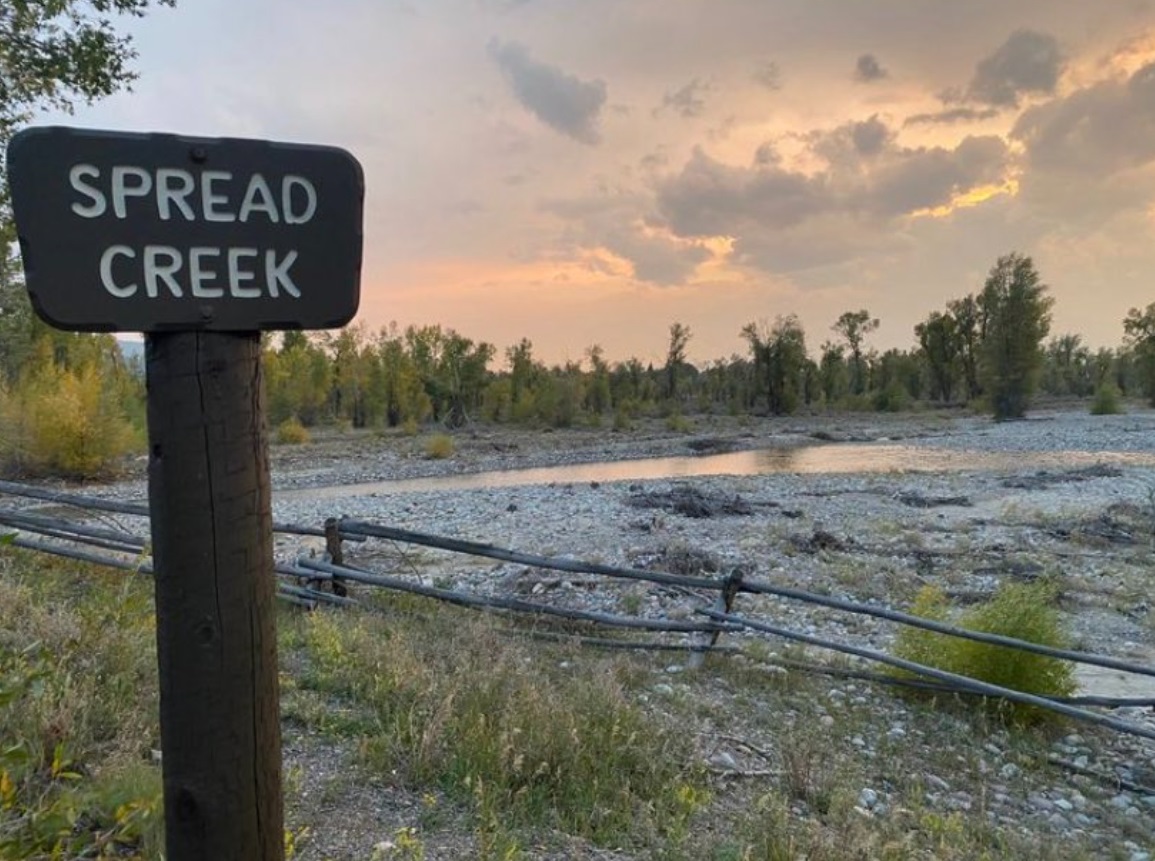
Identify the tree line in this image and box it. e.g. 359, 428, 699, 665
255, 254, 1155, 432
2, 249, 1154, 477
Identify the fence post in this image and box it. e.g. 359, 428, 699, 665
146, 331, 283, 861
323, 517, 347, 596
689, 566, 746, 669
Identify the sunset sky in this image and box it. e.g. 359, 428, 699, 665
37, 0, 1155, 367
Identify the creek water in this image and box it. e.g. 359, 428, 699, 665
277, 442, 1155, 501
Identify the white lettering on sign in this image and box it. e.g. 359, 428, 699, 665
100, 245, 136, 297
98, 246, 300, 299
239, 175, 278, 223
70, 165, 106, 218
68, 165, 318, 225
156, 170, 196, 221
111, 166, 153, 218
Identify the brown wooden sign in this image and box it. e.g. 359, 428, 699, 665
6, 126, 363, 332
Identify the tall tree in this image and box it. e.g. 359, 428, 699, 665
978, 253, 1054, 420
664, 322, 692, 401
741, 316, 808, 415
832, 309, 879, 395
1123, 302, 1155, 406
947, 295, 984, 401
915, 311, 960, 402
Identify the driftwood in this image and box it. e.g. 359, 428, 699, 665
625, 485, 764, 518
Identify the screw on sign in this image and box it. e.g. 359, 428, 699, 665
6, 126, 364, 861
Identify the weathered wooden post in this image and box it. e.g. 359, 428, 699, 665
7, 126, 363, 860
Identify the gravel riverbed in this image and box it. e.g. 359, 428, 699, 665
6, 407, 1155, 858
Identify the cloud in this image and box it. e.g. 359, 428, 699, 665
752, 60, 782, 90
655, 147, 827, 237
854, 53, 888, 83
962, 29, 1064, 107
653, 119, 1010, 273
658, 78, 711, 118
1011, 60, 1155, 221
904, 106, 1001, 126
864, 135, 1007, 216
488, 39, 607, 144
539, 193, 711, 285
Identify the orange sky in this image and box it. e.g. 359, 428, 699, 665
38, 0, 1155, 368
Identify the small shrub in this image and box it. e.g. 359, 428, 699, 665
665, 412, 692, 433
872, 382, 909, 413
1089, 381, 1124, 415
276, 417, 311, 444
893, 582, 1076, 724
424, 433, 455, 459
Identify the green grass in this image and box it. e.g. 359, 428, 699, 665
0, 549, 163, 859
0, 547, 1126, 860
283, 604, 702, 847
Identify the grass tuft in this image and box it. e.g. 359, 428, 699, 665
276, 416, 312, 444
423, 433, 455, 459
286, 605, 701, 846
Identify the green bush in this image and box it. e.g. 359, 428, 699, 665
275, 416, 312, 444
424, 432, 455, 459
1089, 381, 1124, 415
872, 382, 909, 413
893, 582, 1075, 724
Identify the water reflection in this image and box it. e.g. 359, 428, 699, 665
277, 442, 1155, 500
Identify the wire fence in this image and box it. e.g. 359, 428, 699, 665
3, 479, 1155, 745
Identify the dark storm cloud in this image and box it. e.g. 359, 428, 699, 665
854, 53, 888, 82
962, 29, 1064, 107
488, 39, 607, 144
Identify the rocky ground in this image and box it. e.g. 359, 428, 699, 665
6, 406, 1155, 858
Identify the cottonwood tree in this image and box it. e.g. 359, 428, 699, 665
1123, 302, 1155, 405
947, 295, 984, 401
915, 310, 960, 402
664, 322, 693, 401
741, 316, 808, 415
832, 309, 879, 395
978, 253, 1054, 420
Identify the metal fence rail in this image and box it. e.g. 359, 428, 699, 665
4, 481, 1155, 744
